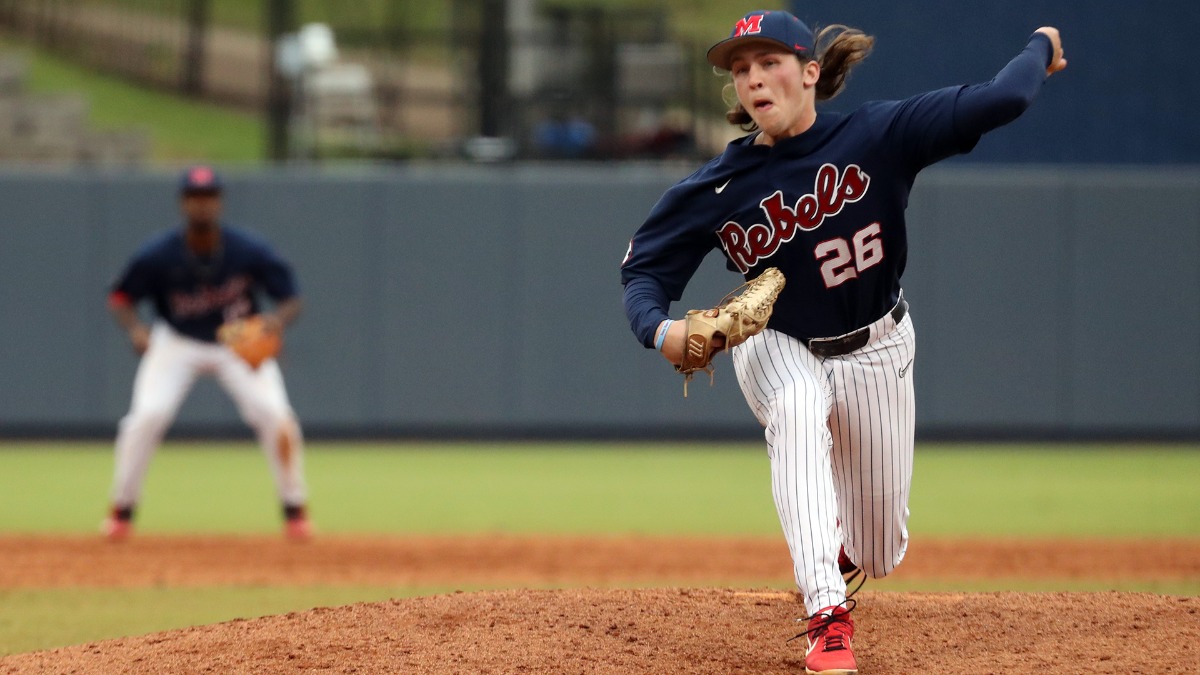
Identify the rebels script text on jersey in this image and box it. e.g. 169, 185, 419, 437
110, 226, 297, 342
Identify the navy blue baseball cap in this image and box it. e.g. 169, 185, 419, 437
706, 10, 815, 70
178, 165, 223, 195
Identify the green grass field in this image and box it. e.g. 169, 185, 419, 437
3, 441, 1197, 537
1, 441, 1198, 655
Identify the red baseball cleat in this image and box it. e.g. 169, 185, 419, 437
283, 504, 313, 541
101, 509, 133, 542
285, 517, 313, 541
802, 604, 857, 675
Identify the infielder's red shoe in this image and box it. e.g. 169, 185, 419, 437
285, 517, 313, 541
101, 513, 132, 542
283, 505, 313, 541
803, 604, 857, 675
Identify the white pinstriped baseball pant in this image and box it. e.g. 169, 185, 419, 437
732, 310, 916, 614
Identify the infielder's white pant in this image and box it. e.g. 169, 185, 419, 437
732, 310, 915, 615
110, 323, 307, 508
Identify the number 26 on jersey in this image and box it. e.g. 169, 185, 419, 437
815, 222, 883, 289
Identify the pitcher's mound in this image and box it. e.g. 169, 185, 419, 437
4, 588, 1197, 674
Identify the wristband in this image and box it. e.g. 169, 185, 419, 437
654, 320, 673, 351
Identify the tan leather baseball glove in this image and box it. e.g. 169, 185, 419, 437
217, 315, 281, 369
676, 267, 785, 395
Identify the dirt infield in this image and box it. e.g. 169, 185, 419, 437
2, 535, 1198, 673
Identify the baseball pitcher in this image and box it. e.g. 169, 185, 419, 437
622, 10, 1065, 673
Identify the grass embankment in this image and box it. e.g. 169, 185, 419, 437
12, 42, 262, 162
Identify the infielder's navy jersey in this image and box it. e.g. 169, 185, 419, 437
623, 34, 1053, 347
110, 225, 297, 342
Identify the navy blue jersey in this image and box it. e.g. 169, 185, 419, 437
110, 225, 298, 342
623, 34, 1053, 347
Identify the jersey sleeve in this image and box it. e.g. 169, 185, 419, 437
256, 252, 298, 301
620, 178, 717, 348
108, 251, 155, 307
872, 32, 1054, 169
952, 33, 1053, 142
246, 236, 299, 301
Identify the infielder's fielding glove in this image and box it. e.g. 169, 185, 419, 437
676, 267, 785, 395
217, 315, 281, 369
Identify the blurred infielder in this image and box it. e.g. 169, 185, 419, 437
621, 10, 1065, 673
103, 166, 312, 542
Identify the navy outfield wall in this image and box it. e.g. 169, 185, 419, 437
0, 165, 1197, 439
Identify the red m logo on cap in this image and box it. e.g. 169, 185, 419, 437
190, 166, 214, 185
734, 15, 763, 37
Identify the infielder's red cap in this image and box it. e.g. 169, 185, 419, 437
706, 10, 815, 71
178, 165, 224, 195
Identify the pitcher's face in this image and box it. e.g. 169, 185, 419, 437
730, 44, 820, 145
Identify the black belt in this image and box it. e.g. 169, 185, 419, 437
804, 298, 908, 358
